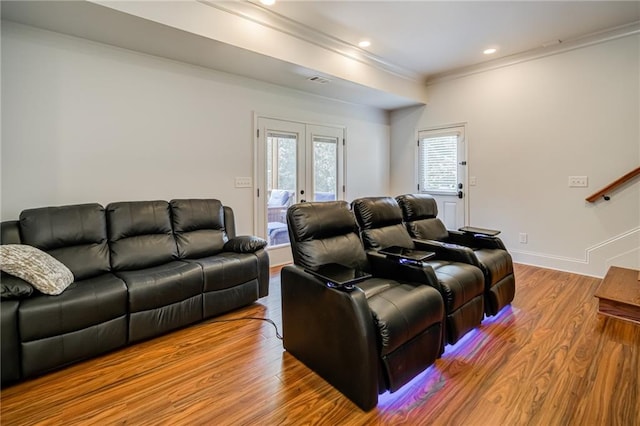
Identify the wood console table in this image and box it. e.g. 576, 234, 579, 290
594, 266, 640, 324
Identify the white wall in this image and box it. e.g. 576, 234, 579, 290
391, 35, 640, 277
1, 22, 390, 235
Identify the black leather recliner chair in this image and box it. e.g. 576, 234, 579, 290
396, 194, 516, 316
352, 197, 485, 345
281, 201, 444, 411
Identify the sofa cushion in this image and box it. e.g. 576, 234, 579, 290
170, 199, 227, 259
0, 244, 74, 295
187, 252, 259, 292
107, 201, 178, 270
115, 261, 203, 313
19, 204, 110, 280
19, 273, 128, 342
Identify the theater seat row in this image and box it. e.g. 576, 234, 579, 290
279, 194, 515, 411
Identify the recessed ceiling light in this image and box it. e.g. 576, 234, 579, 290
483, 48, 497, 55
260, 0, 275, 5
358, 40, 371, 48
308, 76, 331, 84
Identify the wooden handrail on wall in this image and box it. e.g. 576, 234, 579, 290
586, 166, 640, 202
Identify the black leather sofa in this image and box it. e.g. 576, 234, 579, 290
1, 199, 269, 386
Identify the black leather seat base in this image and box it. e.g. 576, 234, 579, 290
128, 296, 202, 342
475, 249, 514, 286
428, 261, 484, 313
202, 280, 259, 318
116, 261, 204, 342
429, 261, 485, 343
19, 274, 128, 341
487, 274, 516, 316
17, 273, 129, 377
21, 316, 127, 378
360, 279, 442, 356
359, 279, 443, 391
447, 294, 484, 343
383, 322, 442, 392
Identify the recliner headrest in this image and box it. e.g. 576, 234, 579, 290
396, 194, 439, 221
287, 201, 357, 242
352, 197, 404, 230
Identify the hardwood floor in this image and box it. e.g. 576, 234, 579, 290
2, 264, 639, 425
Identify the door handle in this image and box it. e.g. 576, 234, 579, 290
300, 199, 307, 203
457, 191, 463, 199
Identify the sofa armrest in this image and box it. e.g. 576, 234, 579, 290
1, 273, 34, 300
280, 265, 379, 411
223, 236, 267, 253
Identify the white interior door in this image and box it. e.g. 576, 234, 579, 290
256, 117, 344, 266
417, 126, 467, 230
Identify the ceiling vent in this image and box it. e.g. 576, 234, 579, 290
307, 76, 331, 84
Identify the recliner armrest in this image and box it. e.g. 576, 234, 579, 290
280, 265, 379, 411
412, 239, 483, 268
366, 251, 440, 292
447, 230, 507, 250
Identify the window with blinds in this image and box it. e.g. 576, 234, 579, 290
418, 131, 459, 194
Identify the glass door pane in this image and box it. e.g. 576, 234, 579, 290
312, 136, 338, 202
266, 132, 297, 247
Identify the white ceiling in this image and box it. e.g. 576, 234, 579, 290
264, 1, 640, 80
2, 1, 639, 110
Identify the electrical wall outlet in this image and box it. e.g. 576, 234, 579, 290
568, 176, 588, 187
234, 177, 252, 188
519, 233, 528, 244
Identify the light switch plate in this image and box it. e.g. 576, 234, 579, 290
235, 177, 252, 188
568, 176, 588, 187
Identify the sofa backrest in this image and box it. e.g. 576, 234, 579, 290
19, 204, 111, 280
395, 194, 449, 241
287, 201, 368, 271
107, 200, 177, 271
170, 199, 227, 259
352, 197, 415, 251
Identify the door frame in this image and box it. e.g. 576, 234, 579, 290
415, 122, 469, 228
254, 113, 346, 266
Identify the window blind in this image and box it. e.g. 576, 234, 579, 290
418, 133, 458, 193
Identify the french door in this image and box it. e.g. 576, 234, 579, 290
256, 117, 345, 265
417, 125, 467, 230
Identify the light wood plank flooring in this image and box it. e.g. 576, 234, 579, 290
1, 264, 639, 425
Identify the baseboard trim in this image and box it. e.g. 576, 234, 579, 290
510, 227, 640, 278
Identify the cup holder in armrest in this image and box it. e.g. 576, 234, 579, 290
378, 246, 435, 265
305, 263, 372, 290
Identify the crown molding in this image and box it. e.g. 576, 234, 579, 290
427, 20, 640, 86
197, 0, 423, 83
